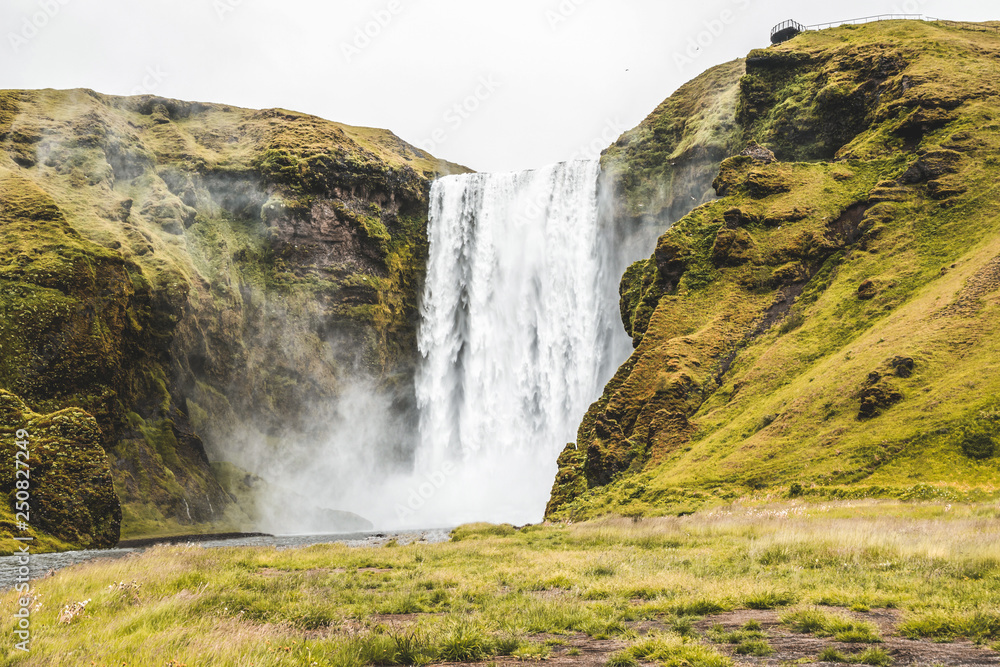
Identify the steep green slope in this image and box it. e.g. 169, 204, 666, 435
0, 89, 467, 546
548, 20, 1000, 519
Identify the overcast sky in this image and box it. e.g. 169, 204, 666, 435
2, 0, 996, 172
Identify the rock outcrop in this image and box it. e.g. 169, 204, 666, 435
0, 390, 121, 547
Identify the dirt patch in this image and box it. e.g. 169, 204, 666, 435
425, 635, 627, 667
529, 588, 574, 600
693, 608, 1000, 666
256, 566, 393, 577
427, 621, 998, 667
267, 606, 1000, 666
936, 254, 1000, 318
542, 636, 629, 667
256, 567, 346, 577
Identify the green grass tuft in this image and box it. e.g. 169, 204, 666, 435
899, 610, 1000, 642
818, 646, 893, 666
734, 638, 775, 656
782, 608, 881, 642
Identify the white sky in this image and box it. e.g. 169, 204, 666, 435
2, 0, 996, 172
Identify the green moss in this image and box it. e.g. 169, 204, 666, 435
619, 259, 660, 342
0, 390, 121, 549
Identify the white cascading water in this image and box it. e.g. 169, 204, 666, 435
410, 160, 617, 525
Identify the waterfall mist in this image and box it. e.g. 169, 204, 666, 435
217, 160, 660, 531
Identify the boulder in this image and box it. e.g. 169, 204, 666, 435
740, 140, 777, 163
858, 372, 903, 419
857, 279, 878, 300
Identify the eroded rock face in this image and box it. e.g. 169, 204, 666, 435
858, 279, 879, 300
600, 59, 747, 232
0, 391, 121, 547
900, 149, 962, 183
0, 172, 228, 534
654, 235, 692, 286
858, 357, 916, 418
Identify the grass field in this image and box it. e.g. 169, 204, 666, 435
2, 500, 999, 666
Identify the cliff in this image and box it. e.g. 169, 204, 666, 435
0, 88, 467, 548
548, 19, 1000, 519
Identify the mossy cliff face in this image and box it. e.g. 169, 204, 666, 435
0, 89, 467, 544
0, 391, 120, 549
549, 20, 1000, 519
601, 59, 745, 230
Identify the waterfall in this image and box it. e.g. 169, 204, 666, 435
411, 160, 622, 525
228, 160, 640, 532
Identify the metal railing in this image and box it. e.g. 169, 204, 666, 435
804, 14, 923, 30
927, 18, 1000, 34
770, 15, 1000, 44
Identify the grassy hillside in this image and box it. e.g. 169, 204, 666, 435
0, 88, 468, 547
548, 20, 1000, 520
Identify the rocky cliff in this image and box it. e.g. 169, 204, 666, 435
0, 88, 467, 548
548, 19, 1000, 519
